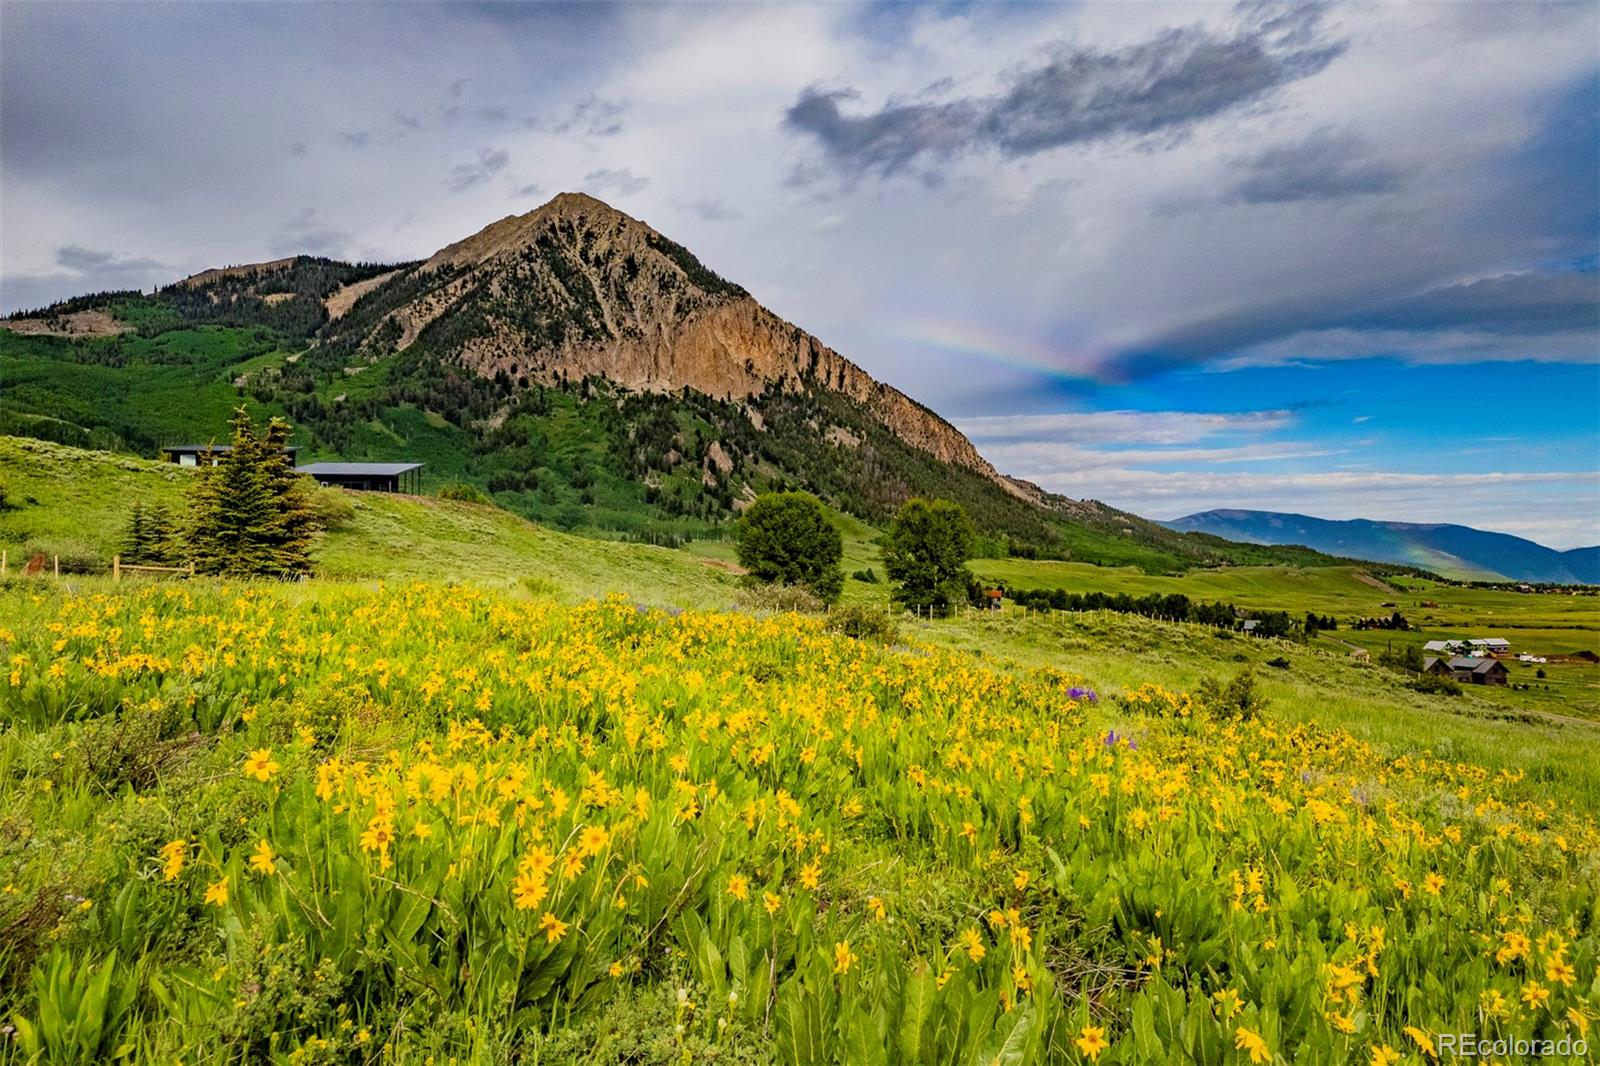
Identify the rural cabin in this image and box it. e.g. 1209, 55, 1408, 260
297, 462, 425, 494
1423, 656, 1510, 685
163, 444, 424, 493
163, 443, 298, 467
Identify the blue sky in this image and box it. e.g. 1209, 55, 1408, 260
2, 1, 1596, 545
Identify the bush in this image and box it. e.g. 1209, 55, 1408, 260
309, 488, 356, 532
1264, 656, 1291, 670
852, 568, 879, 584
438, 481, 492, 505
1407, 674, 1463, 697
733, 492, 843, 604
824, 603, 900, 644
1196, 670, 1268, 720
734, 583, 824, 614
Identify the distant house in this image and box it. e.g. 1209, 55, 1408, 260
1349, 648, 1371, 664
1467, 637, 1511, 654
1422, 656, 1455, 677
1240, 619, 1260, 634
1422, 639, 1462, 654
1431, 656, 1507, 685
164, 443, 298, 467
298, 462, 424, 493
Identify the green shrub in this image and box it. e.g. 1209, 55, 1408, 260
437, 481, 491, 505
734, 582, 823, 614
852, 567, 879, 584
825, 602, 900, 644
1196, 670, 1268, 720
1408, 674, 1463, 697
308, 487, 356, 532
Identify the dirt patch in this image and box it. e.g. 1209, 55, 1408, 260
3, 309, 131, 337
1353, 571, 1393, 591
699, 558, 747, 575
324, 269, 402, 320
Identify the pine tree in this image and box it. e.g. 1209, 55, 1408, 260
120, 502, 151, 563
187, 408, 319, 577
258, 416, 318, 575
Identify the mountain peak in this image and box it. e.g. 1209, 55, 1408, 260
317, 198, 1018, 493
423, 191, 644, 271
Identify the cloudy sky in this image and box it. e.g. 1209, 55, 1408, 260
3, 1, 1597, 546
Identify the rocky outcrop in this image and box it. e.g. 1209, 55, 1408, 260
335, 192, 1022, 494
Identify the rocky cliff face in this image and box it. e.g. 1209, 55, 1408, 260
328, 192, 1022, 494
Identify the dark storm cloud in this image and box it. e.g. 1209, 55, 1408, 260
784, 89, 978, 178
1359, 272, 1600, 336
1, 245, 169, 313
445, 147, 510, 193
786, 2, 1342, 179
54, 245, 164, 275
1228, 129, 1400, 203
1102, 270, 1600, 381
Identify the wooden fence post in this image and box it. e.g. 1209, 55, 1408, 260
113, 555, 121, 583
1, 549, 6, 576
53, 555, 59, 577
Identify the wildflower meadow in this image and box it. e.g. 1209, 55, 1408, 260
1, 582, 1596, 1063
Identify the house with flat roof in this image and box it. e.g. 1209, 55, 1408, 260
297, 461, 424, 494
164, 443, 298, 467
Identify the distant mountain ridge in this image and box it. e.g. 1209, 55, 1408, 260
1162, 509, 1599, 584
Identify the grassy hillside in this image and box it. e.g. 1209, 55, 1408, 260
0, 436, 738, 607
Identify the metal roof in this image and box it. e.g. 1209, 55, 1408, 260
165, 444, 299, 452
297, 462, 422, 476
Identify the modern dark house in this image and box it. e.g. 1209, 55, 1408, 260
1424, 655, 1508, 685
163, 443, 298, 467
297, 461, 424, 494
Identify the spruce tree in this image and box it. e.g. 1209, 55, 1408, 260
258, 417, 318, 575
120, 502, 151, 563
187, 408, 319, 577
